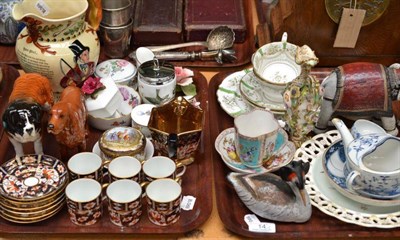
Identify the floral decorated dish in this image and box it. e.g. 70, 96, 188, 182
215, 127, 295, 173
0, 155, 68, 202
216, 69, 254, 118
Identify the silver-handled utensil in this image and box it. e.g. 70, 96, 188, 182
145, 26, 235, 52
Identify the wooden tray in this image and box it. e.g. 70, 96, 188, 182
0, 0, 256, 68
209, 70, 400, 239
0, 67, 213, 235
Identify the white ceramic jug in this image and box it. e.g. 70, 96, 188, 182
13, 0, 100, 93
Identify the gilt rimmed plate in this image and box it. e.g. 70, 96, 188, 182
92, 137, 154, 162
322, 140, 400, 207
0, 190, 65, 211
216, 69, 254, 118
215, 127, 295, 173
0, 199, 65, 224
0, 195, 65, 217
294, 130, 400, 228
0, 155, 68, 202
239, 71, 286, 112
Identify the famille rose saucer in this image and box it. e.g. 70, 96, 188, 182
215, 127, 295, 173
92, 137, 154, 162
322, 140, 400, 207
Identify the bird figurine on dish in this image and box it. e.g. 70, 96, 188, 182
227, 161, 311, 223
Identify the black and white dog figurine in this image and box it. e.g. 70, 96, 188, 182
2, 100, 44, 161
1, 73, 54, 162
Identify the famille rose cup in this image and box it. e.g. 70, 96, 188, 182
234, 109, 280, 168
65, 179, 103, 226
145, 178, 182, 226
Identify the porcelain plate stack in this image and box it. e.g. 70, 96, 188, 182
0, 155, 69, 223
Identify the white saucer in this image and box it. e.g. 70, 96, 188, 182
92, 137, 154, 161
322, 140, 400, 206
239, 71, 286, 112
216, 69, 254, 118
214, 127, 295, 173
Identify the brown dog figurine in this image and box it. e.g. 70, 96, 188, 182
48, 85, 88, 160
2, 73, 54, 161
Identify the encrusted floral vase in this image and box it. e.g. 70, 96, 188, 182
12, 0, 100, 93
283, 45, 321, 147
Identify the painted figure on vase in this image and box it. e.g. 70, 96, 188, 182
60, 40, 95, 88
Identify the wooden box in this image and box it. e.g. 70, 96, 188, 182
184, 0, 247, 43
133, 0, 184, 45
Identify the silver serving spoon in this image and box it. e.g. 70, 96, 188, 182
153, 48, 236, 64
146, 26, 235, 52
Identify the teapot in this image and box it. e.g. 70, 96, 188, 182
332, 118, 400, 199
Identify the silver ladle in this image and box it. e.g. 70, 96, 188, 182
153, 48, 237, 64
146, 26, 235, 52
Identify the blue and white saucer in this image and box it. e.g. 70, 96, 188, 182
214, 127, 295, 173
323, 140, 400, 207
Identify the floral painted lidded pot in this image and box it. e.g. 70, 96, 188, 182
137, 58, 176, 105
12, 0, 100, 93
94, 59, 137, 87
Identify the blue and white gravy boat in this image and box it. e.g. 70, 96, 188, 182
332, 118, 400, 199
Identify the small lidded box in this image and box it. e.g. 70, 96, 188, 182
99, 126, 146, 162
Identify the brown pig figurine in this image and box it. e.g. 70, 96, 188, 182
48, 85, 88, 160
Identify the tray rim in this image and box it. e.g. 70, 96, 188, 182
0, 67, 213, 235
